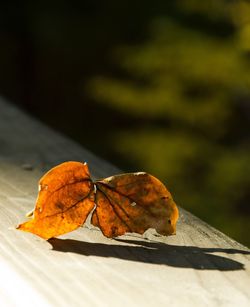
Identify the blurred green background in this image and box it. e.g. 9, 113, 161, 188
0, 1, 249, 246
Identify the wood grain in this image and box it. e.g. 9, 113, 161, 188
0, 97, 249, 307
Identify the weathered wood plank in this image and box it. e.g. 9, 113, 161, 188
0, 97, 249, 307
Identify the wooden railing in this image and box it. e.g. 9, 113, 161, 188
0, 97, 249, 307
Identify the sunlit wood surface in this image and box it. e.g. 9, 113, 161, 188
0, 97, 249, 307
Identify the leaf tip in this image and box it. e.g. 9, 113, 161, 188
16, 223, 23, 230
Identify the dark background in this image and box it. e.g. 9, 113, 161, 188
1, 1, 250, 246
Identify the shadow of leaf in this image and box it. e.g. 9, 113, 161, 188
48, 237, 249, 271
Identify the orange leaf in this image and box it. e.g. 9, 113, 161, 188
17, 162, 179, 240
17, 162, 95, 239
94, 173, 178, 237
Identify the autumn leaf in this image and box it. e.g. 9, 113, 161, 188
17, 161, 179, 239
17, 162, 95, 239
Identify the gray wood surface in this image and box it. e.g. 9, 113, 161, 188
0, 97, 249, 307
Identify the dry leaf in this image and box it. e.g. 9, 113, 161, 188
17, 161, 179, 239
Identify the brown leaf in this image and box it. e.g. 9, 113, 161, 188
17, 161, 95, 239
94, 172, 178, 237
17, 162, 179, 240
